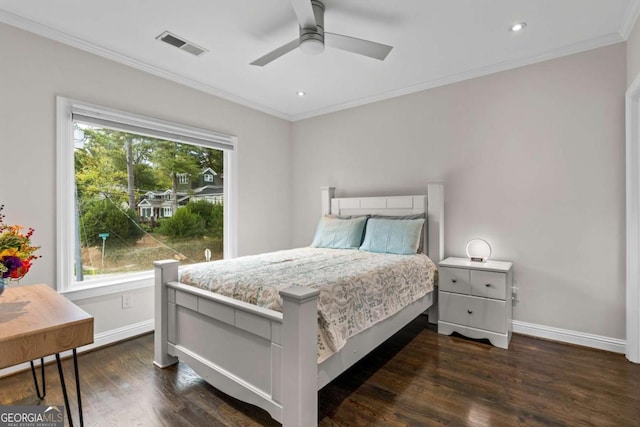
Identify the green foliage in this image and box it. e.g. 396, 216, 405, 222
134, 163, 162, 192
208, 203, 224, 239
75, 128, 128, 204
185, 200, 223, 238
157, 208, 206, 238
74, 125, 224, 245
75, 127, 224, 200
192, 146, 224, 175
185, 200, 213, 225
80, 199, 144, 246
151, 141, 203, 188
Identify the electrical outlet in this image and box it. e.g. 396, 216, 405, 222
511, 285, 520, 305
122, 294, 133, 309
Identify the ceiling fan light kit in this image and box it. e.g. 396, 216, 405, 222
299, 0, 325, 55
299, 38, 324, 55
250, 0, 393, 66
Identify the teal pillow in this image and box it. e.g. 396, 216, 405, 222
310, 216, 368, 249
360, 218, 425, 255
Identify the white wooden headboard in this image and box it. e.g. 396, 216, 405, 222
320, 183, 444, 262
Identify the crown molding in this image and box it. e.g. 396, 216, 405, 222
0, 9, 292, 121
620, 0, 640, 40
291, 32, 624, 121
0, 8, 628, 123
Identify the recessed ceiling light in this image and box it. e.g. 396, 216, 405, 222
297, 91, 306, 97
509, 22, 527, 32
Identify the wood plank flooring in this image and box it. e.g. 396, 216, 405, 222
1, 316, 639, 426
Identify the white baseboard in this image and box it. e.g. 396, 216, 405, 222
1, 318, 626, 379
0, 319, 154, 378
89, 319, 154, 350
512, 320, 626, 354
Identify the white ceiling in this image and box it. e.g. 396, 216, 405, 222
0, 0, 638, 121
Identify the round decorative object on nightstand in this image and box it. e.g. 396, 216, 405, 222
465, 238, 492, 262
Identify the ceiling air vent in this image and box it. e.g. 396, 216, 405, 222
156, 31, 208, 56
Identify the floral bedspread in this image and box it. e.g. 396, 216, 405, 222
178, 247, 437, 363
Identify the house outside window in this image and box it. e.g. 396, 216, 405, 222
57, 97, 237, 297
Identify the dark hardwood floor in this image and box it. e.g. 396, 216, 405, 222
1, 316, 639, 426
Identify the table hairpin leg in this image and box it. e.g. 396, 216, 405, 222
29, 358, 46, 399
55, 349, 84, 427
73, 349, 84, 427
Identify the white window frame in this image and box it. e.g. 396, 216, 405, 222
204, 173, 214, 182
56, 97, 238, 299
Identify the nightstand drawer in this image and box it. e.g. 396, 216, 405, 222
439, 292, 507, 334
470, 270, 507, 300
439, 267, 471, 294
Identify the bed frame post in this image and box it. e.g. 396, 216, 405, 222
153, 260, 179, 368
320, 186, 335, 216
280, 286, 321, 427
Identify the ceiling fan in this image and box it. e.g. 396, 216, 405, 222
250, 0, 393, 66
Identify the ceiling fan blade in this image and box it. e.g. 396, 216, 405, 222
325, 32, 393, 61
250, 39, 300, 66
290, 0, 317, 30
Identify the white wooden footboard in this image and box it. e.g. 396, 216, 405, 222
153, 184, 444, 427
153, 260, 319, 426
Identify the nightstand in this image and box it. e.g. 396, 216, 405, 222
437, 257, 513, 349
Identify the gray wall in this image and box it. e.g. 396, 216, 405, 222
291, 43, 627, 340
628, 16, 640, 86
0, 22, 292, 333
0, 18, 630, 344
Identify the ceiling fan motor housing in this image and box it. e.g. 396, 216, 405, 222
299, 0, 325, 54
250, 0, 392, 66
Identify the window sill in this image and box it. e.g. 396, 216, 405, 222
60, 272, 154, 301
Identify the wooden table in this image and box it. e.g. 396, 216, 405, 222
0, 284, 94, 426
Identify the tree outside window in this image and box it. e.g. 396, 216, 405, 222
73, 126, 225, 282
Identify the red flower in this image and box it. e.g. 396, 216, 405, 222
10, 258, 32, 279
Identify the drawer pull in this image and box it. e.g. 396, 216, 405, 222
452, 278, 457, 283
467, 309, 473, 314
485, 283, 491, 288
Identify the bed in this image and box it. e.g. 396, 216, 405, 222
153, 184, 444, 426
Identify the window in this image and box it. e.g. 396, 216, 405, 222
178, 173, 189, 184
204, 174, 213, 182
57, 97, 237, 296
